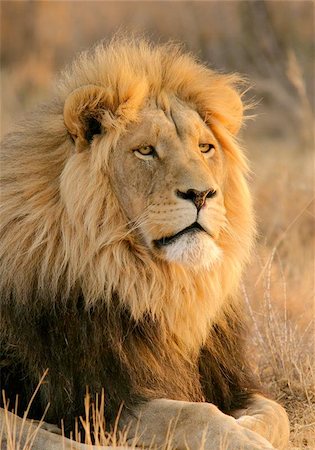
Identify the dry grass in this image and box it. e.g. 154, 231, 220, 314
244, 244, 314, 450
1, 372, 51, 450
243, 123, 314, 449
1, 1, 314, 449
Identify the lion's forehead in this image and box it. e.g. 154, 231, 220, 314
119, 101, 214, 149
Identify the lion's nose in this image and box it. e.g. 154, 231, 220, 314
176, 188, 217, 211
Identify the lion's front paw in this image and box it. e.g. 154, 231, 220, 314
236, 414, 264, 432
213, 418, 275, 450
227, 425, 275, 450
236, 411, 290, 450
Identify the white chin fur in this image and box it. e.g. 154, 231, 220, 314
163, 232, 222, 269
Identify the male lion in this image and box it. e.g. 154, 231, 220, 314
0, 38, 289, 449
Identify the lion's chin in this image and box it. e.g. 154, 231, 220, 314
159, 232, 222, 270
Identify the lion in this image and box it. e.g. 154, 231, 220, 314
0, 37, 289, 450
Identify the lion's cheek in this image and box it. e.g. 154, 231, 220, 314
116, 187, 145, 222
108, 155, 152, 222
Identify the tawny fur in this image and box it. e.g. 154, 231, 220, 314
0, 38, 290, 449
0, 38, 254, 348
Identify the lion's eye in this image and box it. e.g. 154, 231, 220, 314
199, 143, 215, 156
134, 145, 156, 160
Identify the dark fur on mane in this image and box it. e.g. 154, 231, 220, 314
1, 289, 257, 434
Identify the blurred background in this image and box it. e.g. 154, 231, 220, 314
1, 1, 314, 448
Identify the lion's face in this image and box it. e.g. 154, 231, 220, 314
108, 98, 225, 269
59, 40, 254, 326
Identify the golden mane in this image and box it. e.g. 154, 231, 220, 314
0, 37, 255, 352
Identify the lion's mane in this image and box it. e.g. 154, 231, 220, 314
0, 37, 256, 430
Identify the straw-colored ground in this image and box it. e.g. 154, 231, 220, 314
243, 139, 314, 450
1, 2, 314, 449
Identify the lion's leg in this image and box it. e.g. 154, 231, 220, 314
0, 408, 129, 450
122, 398, 275, 450
231, 394, 290, 450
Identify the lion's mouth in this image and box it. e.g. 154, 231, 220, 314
153, 222, 207, 248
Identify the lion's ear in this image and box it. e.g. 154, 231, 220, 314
64, 85, 109, 152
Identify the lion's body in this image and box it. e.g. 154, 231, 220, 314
0, 38, 289, 449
